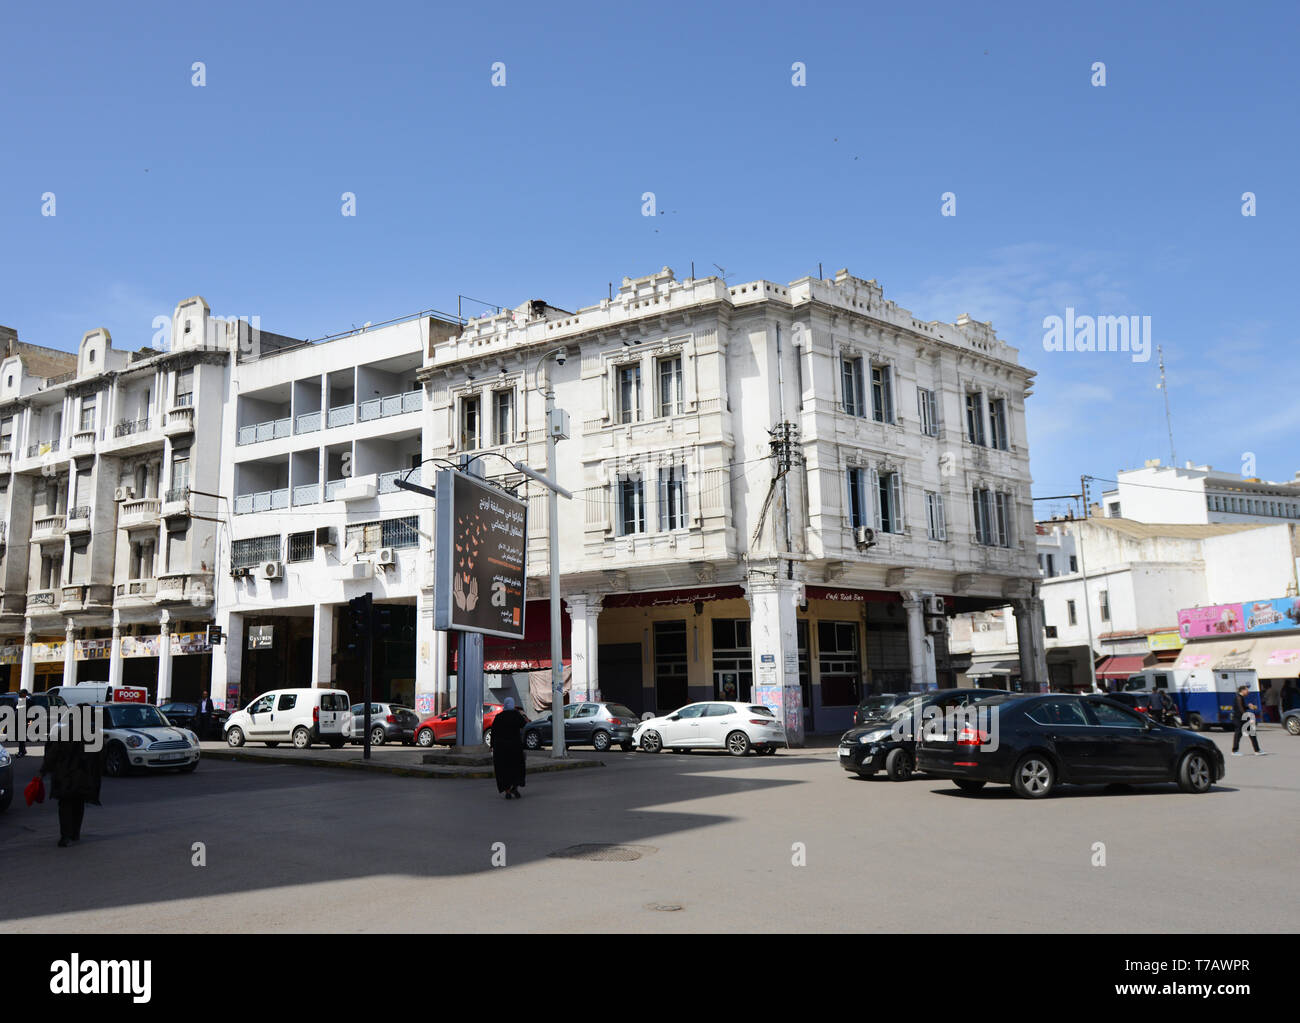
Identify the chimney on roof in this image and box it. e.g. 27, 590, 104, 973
0, 325, 17, 352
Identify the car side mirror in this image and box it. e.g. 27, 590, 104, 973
668, 715, 680, 721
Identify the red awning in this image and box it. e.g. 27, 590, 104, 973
1095, 655, 1149, 679
449, 599, 570, 672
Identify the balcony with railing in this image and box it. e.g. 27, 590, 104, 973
237, 417, 292, 446
234, 488, 290, 515
295, 410, 323, 435
29, 589, 58, 609
359, 390, 421, 423
60, 585, 86, 612
119, 498, 162, 528
71, 430, 97, 452
292, 483, 320, 507
0, 451, 9, 473
114, 417, 153, 439
324, 478, 348, 501
26, 438, 61, 459
156, 572, 213, 605
66, 505, 92, 532
378, 466, 422, 494
115, 578, 157, 605
32, 514, 66, 542
327, 404, 355, 428
162, 486, 191, 517
164, 405, 195, 434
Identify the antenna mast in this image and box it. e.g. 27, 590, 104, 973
1157, 345, 1176, 466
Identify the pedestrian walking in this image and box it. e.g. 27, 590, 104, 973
15, 688, 29, 757
39, 724, 103, 847
1231, 685, 1267, 757
492, 697, 528, 800
196, 690, 214, 739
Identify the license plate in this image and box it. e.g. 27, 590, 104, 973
158, 752, 187, 762
838, 746, 853, 757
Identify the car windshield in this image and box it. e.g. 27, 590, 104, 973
747, 705, 774, 717
887, 694, 927, 720
106, 705, 169, 729
858, 695, 900, 716
606, 705, 637, 720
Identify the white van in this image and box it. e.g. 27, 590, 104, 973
1122, 668, 1260, 731
223, 688, 352, 749
47, 683, 149, 706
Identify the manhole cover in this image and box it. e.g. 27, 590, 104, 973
645, 903, 683, 912
549, 843, 656, 862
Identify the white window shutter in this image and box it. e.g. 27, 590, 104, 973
868, 467, 881, 530
891, 472, 904, 532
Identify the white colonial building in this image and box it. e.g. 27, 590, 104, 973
1100, 459, 1300, 525
419, 268, 1044, 737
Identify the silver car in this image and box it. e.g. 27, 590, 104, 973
349, 703, 419, 746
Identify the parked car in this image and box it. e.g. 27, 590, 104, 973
523, 702, 639, 752
633, 702, 784, 756
853, 691, 921, 727
0, 747, 11, 813
1105, 690, 1182, 727
414, 704, 505, 748
224, 688, 351, 749
0, 691, 66, 712
98, 702, 201, 777
916, 693, 1225, 799
350, 703, 419, 746
158, 701, 231, 741
839, 687, 1005, 780
1282, 707, 1300, 736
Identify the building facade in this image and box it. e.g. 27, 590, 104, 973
419, 268, 1044, 737
1100, 460, 1300, 525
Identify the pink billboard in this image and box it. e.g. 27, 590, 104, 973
1178, 604, 1244, 639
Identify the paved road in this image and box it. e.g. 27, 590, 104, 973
2, 727, 1295, 932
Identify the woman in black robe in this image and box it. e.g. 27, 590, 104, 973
492, 697, 528, 799
41, 726, 103, 846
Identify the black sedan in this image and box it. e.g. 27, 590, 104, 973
916, 693, 1225, 798
852, 691, 920, 727
158, 701, 230, 741
839, 688, 1005, 780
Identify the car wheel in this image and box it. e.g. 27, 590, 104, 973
292, 727, 312, 750
524, 731, 541, 750
180, 761, 198, 773
885, 747, 914, 781
1286, 716, 1300, 736
592, 730, 611, 752
620, 742, 633, 752
328, 738, 345, 749
416, 729, 434, 748
265, 741, 279, 748
1177, 750, 1214, 794
641, 730, 663, 753
370, 726, 386, 746
226, 726, 245, 748
1011, 754, 1055, 798
725, 730, 751, 756
761, 745, 778, 755
954, 779, 986, 793
104, 742, 130, 778
1186, 713, 1204, 732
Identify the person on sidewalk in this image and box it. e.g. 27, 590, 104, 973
492, 697, 528, 800
196, 690, 214, 739
40, 722, 103, 846
1231, 685, 1267, 757
15, 688, 29, 757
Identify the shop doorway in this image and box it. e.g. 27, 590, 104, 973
597, 643, 643, 716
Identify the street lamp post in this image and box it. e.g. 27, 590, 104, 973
532, 347, 570, 758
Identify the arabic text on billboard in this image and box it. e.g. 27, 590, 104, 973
435, 470, 526, 639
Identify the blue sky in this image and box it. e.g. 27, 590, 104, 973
2, 0, 1296, 509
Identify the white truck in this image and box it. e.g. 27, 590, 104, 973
1121, 667, 1260, 731
46, 682, 150, 707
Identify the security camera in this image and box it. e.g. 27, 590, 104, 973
555, 350, 567, 366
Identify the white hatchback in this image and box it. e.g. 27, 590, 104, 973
224, 688, 352, 749
97, 702, 201, 777
633, 701, 785, 756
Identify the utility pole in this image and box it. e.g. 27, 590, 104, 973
1076, 476, 1099, 693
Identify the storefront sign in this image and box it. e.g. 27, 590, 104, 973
32, 642, 65, 663
601, 586, 745, 609
434, 469, 527, 639
1240, 597, 1300, 633
247, 626, 273, 651
1146, 631, 1184, 652
173, 631, 212, 655
120, 635, 161, 658
1178, 604, 1243, 639
804, 586, 901, 604
0, 646, 20, 665
1265, 648, 1300, 667
74, 639, 112, 661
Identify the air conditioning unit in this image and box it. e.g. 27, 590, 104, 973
925, 595, 945, 616
375, 547, 395, 566
115, 485, 135, 502
925, 615, 947, 634
853, 526, 876, 549
230, 565, 251, 578
315, 526, 336, 547
261, 561, 284, 580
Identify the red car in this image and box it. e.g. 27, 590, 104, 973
415, 703, 505, 747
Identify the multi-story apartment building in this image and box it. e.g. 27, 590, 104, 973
209, 311, 460, 714
0, 299, 237, 698
1100, 459, 1300, 524
419, 268, 1044, 738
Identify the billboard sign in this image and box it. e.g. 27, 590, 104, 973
1178, 604, 1243, 639
434, 469, 527, 639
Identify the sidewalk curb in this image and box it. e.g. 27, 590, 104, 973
200, 748, 604, 779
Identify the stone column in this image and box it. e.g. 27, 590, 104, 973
310, 602, 333, 686
901, 591, 937, 690
156, 610, 173, 703
210, 610, 243, 711
744, 574, 805, 746
1013, 596, 1049, 691
566, 594, 602, 704
108, 611, 124, 688
19, 622, 35, 692
63, 619, 78, 688
415, 587, 440, 717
